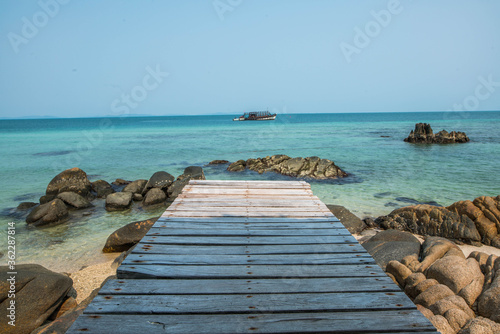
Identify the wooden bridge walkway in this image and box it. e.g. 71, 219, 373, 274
68, 180, 436, 333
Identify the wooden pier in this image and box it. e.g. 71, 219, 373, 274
68, 180, 436, 333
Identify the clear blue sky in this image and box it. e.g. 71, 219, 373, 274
1, 0, 499, 118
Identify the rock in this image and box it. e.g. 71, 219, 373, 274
404, 272, 427, 299
469, 251, 491, 273
458, 317, 500, 334
227, 155, 347, 179
414, 284, 455, 308
426, 255, 484, 305
178, 166, 205, 181
404, 123, 469, 144
49, 296, 78, 320
227, 160, 246, 172
417, 237, 465, 272
45, 167, 93, 199
376, 204, 482, 246
17, 202, 38, 210
112, 178, 130, 186
478, 269, 500, 320
143, 188, 167, 206
39, 195, 55, 204
132, 193, 143, 201
386, 260, 412, 288
0, 264, 73, 334
56, 192, 92, 209
445, 308, 470, 333
416, 304, 434, 320
209, 160, 229, 164
91, 180, 115, 198
26, 199, 69, 226
167, 178, 190, 200
326, 205, 366, 234
429, 295, 475, 320
143, 171, 175, 194
429, 315, 455, 334
413, 279, 440, 299
361, 229, 421, 269
122, 179, 147, 194
105, 192, 133, 211
102, 217, 159, 252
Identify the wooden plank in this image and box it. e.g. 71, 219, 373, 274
146, 227, 349, 236
161, 211, 334, 218
133, 243, 368, 255
121, 253, 376, 266
140, 235, 356, 245
168, 206, 332, 212
85, 291, 416, 314
181, 188, 313, 195
151, 221, 344, 229
155, 217, 340, 223
68, 311, 437, 334
99, 276, 400, 295
117, 263, 387, 279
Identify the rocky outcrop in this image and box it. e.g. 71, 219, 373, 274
227, 155, 347, 179
26, 199, 68, 226
105, 192, 133, 211
362, 233, 500, 333
103, 217, 159, 252
45, 167, 94, 199
375, 196, 500, 247
0, 264, 73, 334
404, 123, 469, 144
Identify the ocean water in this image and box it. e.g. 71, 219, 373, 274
1, 111, 499, 272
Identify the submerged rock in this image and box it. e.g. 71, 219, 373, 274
26, 199, 68, 226
227, 155, 347, 179
91, 180, 115, 198
209, 160, 229, 164
404, 123, 469, 144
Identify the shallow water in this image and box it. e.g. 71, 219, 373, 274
0, 111, 499, 272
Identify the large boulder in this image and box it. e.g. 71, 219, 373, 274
458, 317, 500, 334
167, 178, 190, 200
376, 203, 483, 245
417, 237, 465, 272
227, 155, 347, 179
26, 199, 68, 226
122, 179, 147, 195
91, 180, 115, 198
0, 264, 73, 334
143, 171, 175, 194
143, 188, 167, 206
478, 269, 500, 321
361, 229, 421, 269
45, 168, 93, 199
105, 192, 133, 211
56, 192, 91, 209
103, 217, 159, 252
326, 205, 366, 234
414, 284, 455, 308
404, 123, 469, 144
426, 256, 484, 306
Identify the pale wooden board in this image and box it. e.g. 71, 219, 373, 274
117, 263, 387, 279
139, 235, 357, 245
68, 311, 437, 334
168, 205, 332, 212
121, 253, 376, 266
181, 188, 314, 195
133, 243, 368, 255
85, 291, 416, 314
99, 276, 400, 295
153, 217, 341, 224
146, 227, 348, 236
151, 221, 344, 229
161, 211, 334, 218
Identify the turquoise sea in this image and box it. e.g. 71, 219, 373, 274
1, 111, 499, 272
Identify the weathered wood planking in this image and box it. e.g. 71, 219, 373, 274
68, 180, 436, 333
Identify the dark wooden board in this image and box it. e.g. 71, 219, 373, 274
99, 277, 400, 295
121, 253, 376, 266
151, 221, 344, 229
146, 227, 349, 237
68, 311, 437, 333
117, 263, 387, 279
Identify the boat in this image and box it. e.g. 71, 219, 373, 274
233, 110, 277, 121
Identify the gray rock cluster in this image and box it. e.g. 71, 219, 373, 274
375, 195, 500, 248
22, 166, 205, 227
362, 231, 500, 334
227, 155, 347, 179
404, 123, 469, 144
